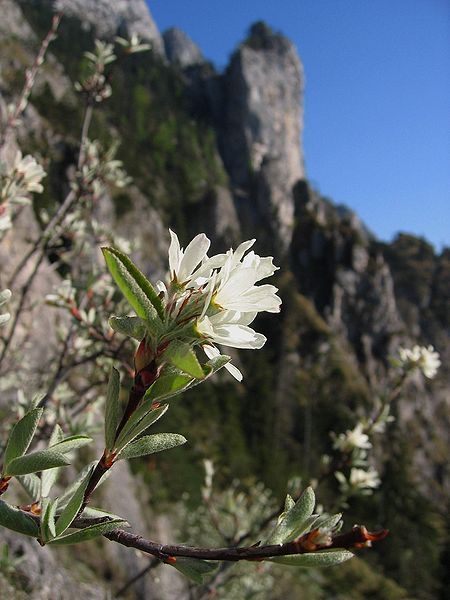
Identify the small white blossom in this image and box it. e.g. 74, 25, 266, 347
333, 423, 372, 452
115, 34, 151, 54
349, 467, 380, 491
398, 344, 441, 379
0, 288, 11, 327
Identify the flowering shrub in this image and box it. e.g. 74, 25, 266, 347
0, 12, 442, 596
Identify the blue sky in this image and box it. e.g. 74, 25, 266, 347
148, 0, 450, 250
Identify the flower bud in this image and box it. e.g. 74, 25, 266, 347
134, 338, 154, 373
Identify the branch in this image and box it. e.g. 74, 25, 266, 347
104, 525, 388, 562
0, 14, 62, 147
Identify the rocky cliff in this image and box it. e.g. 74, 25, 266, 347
55, 0, 165, 54
0, 2, 449, 598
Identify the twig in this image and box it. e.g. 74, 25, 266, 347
103, 524, 387, 562
0, 14, 62, 148
114, 558, 160, 598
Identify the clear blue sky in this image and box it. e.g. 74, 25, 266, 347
148, 0, 450, 250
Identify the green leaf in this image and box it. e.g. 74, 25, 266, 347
165, 341, 204, 379
48, 519, 126, 545
315, 513, 342, 532
41, 425, 64, 498
284, 494, 296, 512
5, 450, 70, 476
269, 549, 354, 567
109, 315, 146, 340
104, 367, 121, 451
204, 355, 231, 373
58, 462, 96, 508
267, 487, 316, 544
0, 500, 39, 537
3, 408, 43, 468
143, 373, 193, 403
170, 557, 218, 584
182, 355, 231, 394
17, 473, 41, 500
41, 497, 58, 542
115, 404, 168, 450
55, 469, 92, 536
118, 433, 186, 460
50, 435, 92, 454
102, 247, 164, 322
81, 506, 128, 525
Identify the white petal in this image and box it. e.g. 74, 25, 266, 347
224, 361, 243, 381
191, 254, 227, 280
203, 344, 243, 382
221, 284, 281, 313
203, 344, 220, 360
232, 239, 255, 264
168, 229, 181, 276
215, 268, 258, 305
156, 280, 167, 294
200, 272, 217, 319
208, 324, 267, 349
178, 233, 210, 282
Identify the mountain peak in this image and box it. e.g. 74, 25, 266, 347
163, 27, 204, 68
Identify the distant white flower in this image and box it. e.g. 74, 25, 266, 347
13, 152, 46, 194
0, 289, 11, 327
349, 467, 380, 490
398, 345, 441, 379
333, 423, 372, 452
115, 34, 151, 54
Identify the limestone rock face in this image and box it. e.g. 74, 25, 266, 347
55, 0, 165, 54
220, 23, 305, 252
291, 181, 401, 362
163, 27, 204, 68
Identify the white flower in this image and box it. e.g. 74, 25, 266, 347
349, 467, 380, 490
168, 229, 211, 284
13, 152, 46, 194
398, 344, 441, 379
161, 230, 281, 381
198, 311, 265, 350
333, 423, 372, 452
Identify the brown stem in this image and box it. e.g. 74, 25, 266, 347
104, 525, 388, 562
77, 450, 113, 516
20, 509, 387, 563
113, 362, 159, 442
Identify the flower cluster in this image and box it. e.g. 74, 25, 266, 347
75, 40, 116, 102
115, 34, 151, 54
333, 423, 372, 453
74, 139, 131, 199
157, 230, 281, 380
0, 152, 46, 231
398, 345, 441, 379
336, 467, 380, 496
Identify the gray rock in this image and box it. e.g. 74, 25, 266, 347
55, 0, 165, 54
221, 23, 305, 252
163, 27, 204, 68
